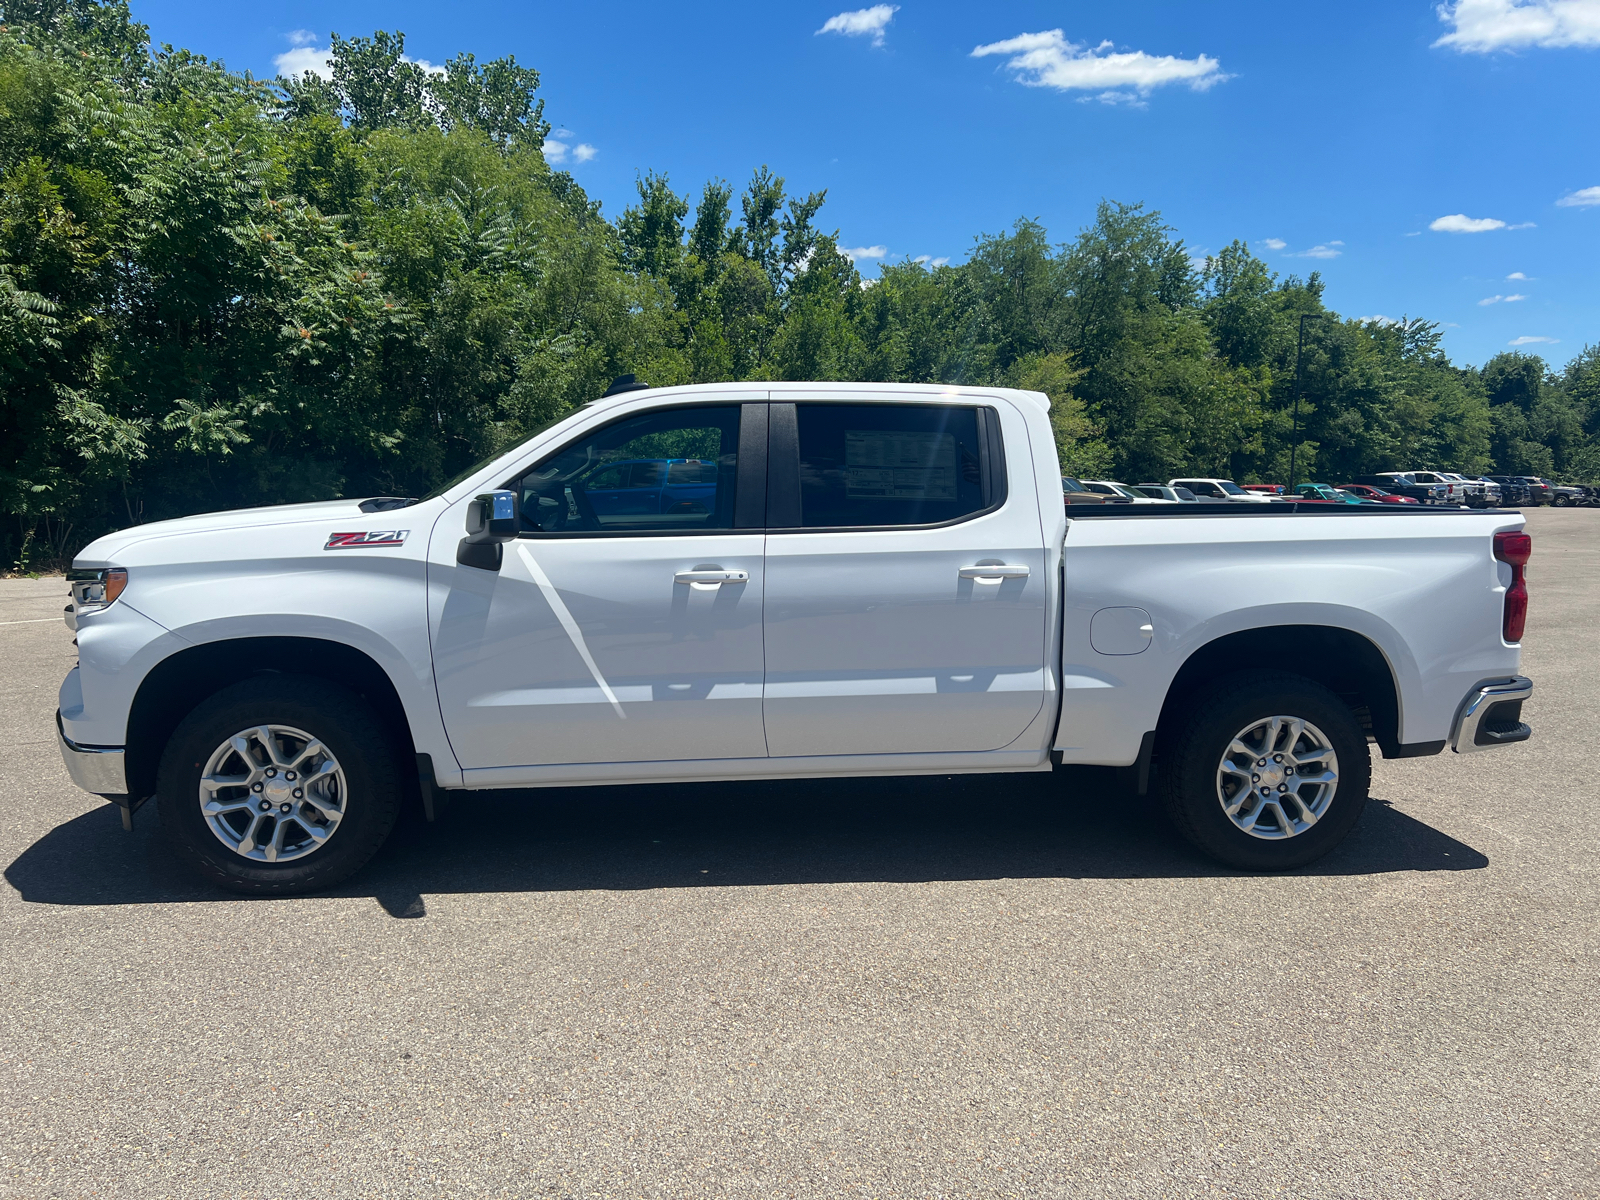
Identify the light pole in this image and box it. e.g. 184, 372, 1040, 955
1287, 313, 1326, 494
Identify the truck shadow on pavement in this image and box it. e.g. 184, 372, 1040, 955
7, 767, 1489, 916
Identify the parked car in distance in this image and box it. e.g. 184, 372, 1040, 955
1551, 484, 1585, 507
1133, 484, 1199, 503
1169, 478, 1277, 503
1242, 483, 1284, 496
1483, 475, 1530, 505
1062, 477, 1110, 505
1517, 477, 1554, 506
1436, 472, 1493, 508
1081, 480, 1173, 504
1337, 483, 1419, 506
1356, 474, 1449, 504
1293, 483, 1375, 505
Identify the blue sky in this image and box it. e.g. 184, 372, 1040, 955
136, 0, 1598, 368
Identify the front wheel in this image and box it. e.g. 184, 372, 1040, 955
1159, 670, 1371, 870
158, 675, 403, 894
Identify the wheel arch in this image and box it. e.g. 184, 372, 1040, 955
125, 637, 416, 801
1155, 624, 1410, 758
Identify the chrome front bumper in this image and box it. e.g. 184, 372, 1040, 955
56, 710, 128, 797
1450, 677, 1533, 754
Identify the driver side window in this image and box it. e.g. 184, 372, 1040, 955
509, 405, 741, 535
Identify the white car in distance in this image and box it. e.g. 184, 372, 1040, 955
1169, 478, 1278, 504
1134, 485, 1198, 503
1080, 480, 1176, 504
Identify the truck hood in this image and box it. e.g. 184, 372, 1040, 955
73, 498, 381, 566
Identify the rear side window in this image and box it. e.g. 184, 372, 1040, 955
793, 403, 993, 528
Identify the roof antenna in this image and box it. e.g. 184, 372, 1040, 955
602, 374, 650, 397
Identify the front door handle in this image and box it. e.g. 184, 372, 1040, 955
959, 564, 1030, 581
674, 570, 749, 586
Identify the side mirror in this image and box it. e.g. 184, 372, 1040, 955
457, 490, 517, 570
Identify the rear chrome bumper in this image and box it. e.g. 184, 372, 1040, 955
56, 710, 128, 797
1450, 677, 1533, 754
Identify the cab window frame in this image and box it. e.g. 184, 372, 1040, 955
765, 400, 1008, 533
502, 400, 764, 539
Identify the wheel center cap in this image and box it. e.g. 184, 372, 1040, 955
1258, 763, 1286, 789
264, 777, 293, 801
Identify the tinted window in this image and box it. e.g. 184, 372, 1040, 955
1173, 487, 1197, 501
511, 406, 740, 534
795, 404, 988, 528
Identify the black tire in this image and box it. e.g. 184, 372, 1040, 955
1158, 670, 1371, 870
158, 675, 403, 895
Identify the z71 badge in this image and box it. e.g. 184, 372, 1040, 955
325, 530, 409, 550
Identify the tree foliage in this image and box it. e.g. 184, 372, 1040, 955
1, 2, 1595, 568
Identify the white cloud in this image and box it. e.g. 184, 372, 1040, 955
1360, 315, 1401, 326
1556, 185, 1600, 206
912, 255, 951, 267
1259, 238, 1287, 251
1430, 213, 1507, 232
1510, 335, 1559, 344
1507, 271, 1529, 279
817, 5, 900, 47
970, 30, 1228, 97
543, 133, 597, 165
1507, 221, 1537, 229
841, 245, 888, 262
1079, 90, 1147, 107
287, 29, 318, 47
1405, 230, 1422, 236
1480, 293, 1528, 304
275, 43, 332, 79
1434, 0, 1600, 52
1292, 244, 1343, 259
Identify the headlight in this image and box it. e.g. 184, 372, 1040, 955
66, 567, 128, 614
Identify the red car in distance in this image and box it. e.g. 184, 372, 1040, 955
1338, 483, 1419, 505
1241, 483, 1283, 496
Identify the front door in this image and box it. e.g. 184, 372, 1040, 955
430, 401, 769, 770
759, 398, 1049, 758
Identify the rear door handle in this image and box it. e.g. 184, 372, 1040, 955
674, 570, 749, 586
959, 565, 1029, 580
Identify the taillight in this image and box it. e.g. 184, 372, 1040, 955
1493, 531, 1531, 643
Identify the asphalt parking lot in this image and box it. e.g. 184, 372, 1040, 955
2, 507, 1596, 1199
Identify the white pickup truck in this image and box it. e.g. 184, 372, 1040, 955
56, 382, 1535, 894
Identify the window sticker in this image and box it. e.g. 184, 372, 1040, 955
844, 430, 957, 501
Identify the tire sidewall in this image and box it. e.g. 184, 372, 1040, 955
1163, 672, 1372, 870
158, 677, 400, 894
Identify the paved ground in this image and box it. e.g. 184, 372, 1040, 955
1, 508, 1596, 1199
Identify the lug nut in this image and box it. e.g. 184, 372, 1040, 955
1256, 758, 1266, 767
285, 770, 296, 781
258, 800, 270, 812
265, 768, 277, 778
1285, 766, 1294, 775
280, 803, 292, 814
1272, 754, 1284, 763
251, 782, 263, 793
1278, 784, 1288, 792
292, 788, 304, 799
1251, 774, 1261, 782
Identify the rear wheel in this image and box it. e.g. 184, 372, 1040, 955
158, 675, 403, 894
1159, 670, 1371, 870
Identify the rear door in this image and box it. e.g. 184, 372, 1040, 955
759, 397, 1048, 757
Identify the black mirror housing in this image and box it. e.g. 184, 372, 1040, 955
458, 490, 518, 570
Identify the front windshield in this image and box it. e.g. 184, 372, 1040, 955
1111, 484, 1142, 499
1062, 477, 1086, 493
1218, 481, 1246, 495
